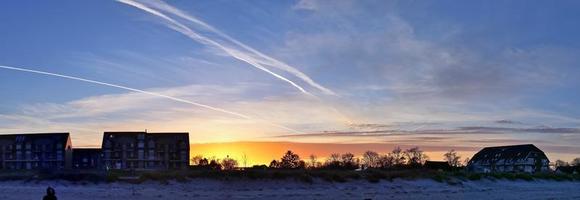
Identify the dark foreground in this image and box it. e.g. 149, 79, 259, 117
0, 179, 579, 200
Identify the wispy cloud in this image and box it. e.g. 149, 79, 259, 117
292, 0, 319, 11
0, 65, 313, 134
117, 0, 335, 96
0, 65, 251, 119
495, 120, 524, 125
0, 82, 347, 145
275, 125, 580, 138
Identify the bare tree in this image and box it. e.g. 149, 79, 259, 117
191, 155, 204, 166
208, 159, 222, 170
362, 151, 379, 168
221, 155, 238, 170
308, 154, 319, 169
378, 154, 394, 169
391, 147, 405, 166
443, 149, 461, 167
328, 153, 340, 163
326, 153, 341, 166
404, 147, 429, 167
241, 153, 248, 168
555, 159, 569, 168
340, 153, 358, 169
571, 158, 580, 166
463, 157, 471, 167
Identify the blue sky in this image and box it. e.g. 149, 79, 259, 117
1, 0, 579, 160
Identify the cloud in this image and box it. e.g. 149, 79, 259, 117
458, 126, 580, 134
0, 82, 355, 145
277, 6, 569, 104
0, 65, 250, 119
495, 120, 524, 125
292, 0, 318, 11
117, 0, 336, 96
273, 125, 580, 139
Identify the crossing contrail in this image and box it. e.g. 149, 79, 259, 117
117, 0, 336, 96
0, 65, 302, 133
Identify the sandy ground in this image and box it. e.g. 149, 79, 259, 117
0, 179, 579, 200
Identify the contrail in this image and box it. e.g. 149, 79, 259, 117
0, 65, 249, 118
117, 0, 335, 96
0, 65, 302, 133
117, 0, 353, 125
137, 0, 336, 96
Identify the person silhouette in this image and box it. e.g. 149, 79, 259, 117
43, 187, 57, 200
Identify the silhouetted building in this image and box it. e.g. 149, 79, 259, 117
555, 166, 579, 174
425, 161, 451, 171
101, 131, 189, 170
0, 133, 72, 170
72, 148, 102, 169
467, 144, 550, 173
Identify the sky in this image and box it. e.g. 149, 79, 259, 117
1, 0, 580, 164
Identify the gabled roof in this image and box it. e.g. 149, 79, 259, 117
470, 144, 548, 163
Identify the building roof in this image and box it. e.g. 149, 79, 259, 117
470, 144, 548, 163
0, 132, 70, 137
103, 131, 188, 135
0, 133, 71, 148
102, 131, 189, 145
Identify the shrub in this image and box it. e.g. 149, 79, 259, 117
431, 173, 448, 182
515, 173, 534, 181
297, 173, 313, 183
467, 173, 482, 181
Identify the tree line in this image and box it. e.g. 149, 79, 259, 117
554, 158, 580, 168
189, 146, 470, 171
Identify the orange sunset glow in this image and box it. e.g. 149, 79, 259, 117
192, 141, 475, 166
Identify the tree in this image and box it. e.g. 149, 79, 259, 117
443, 149, 461, 167
571, 158, 580, 166
308, 154, 320, 169
269, 160, 280, 168
555, 159, 569, 168
325, 153, 341, 168
191, 155, 204, 166
280, 150, 301, 169
378, 154, 394, 169
463, 157, 471, 167
362, 151, 379, 169
241, 153, 248, 168
298, 160, 307, 169
340, 153, 358, 169
208, 159, 222, 170
221, 155, 238, 170
194, 158, 209, 167
404, 147, 429, 167
391, 147, 406, 166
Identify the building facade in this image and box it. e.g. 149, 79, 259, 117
467, 144, 550, 173
0, 133, 72, 170
72, 148, 102, 169
101, 131, 189, 170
